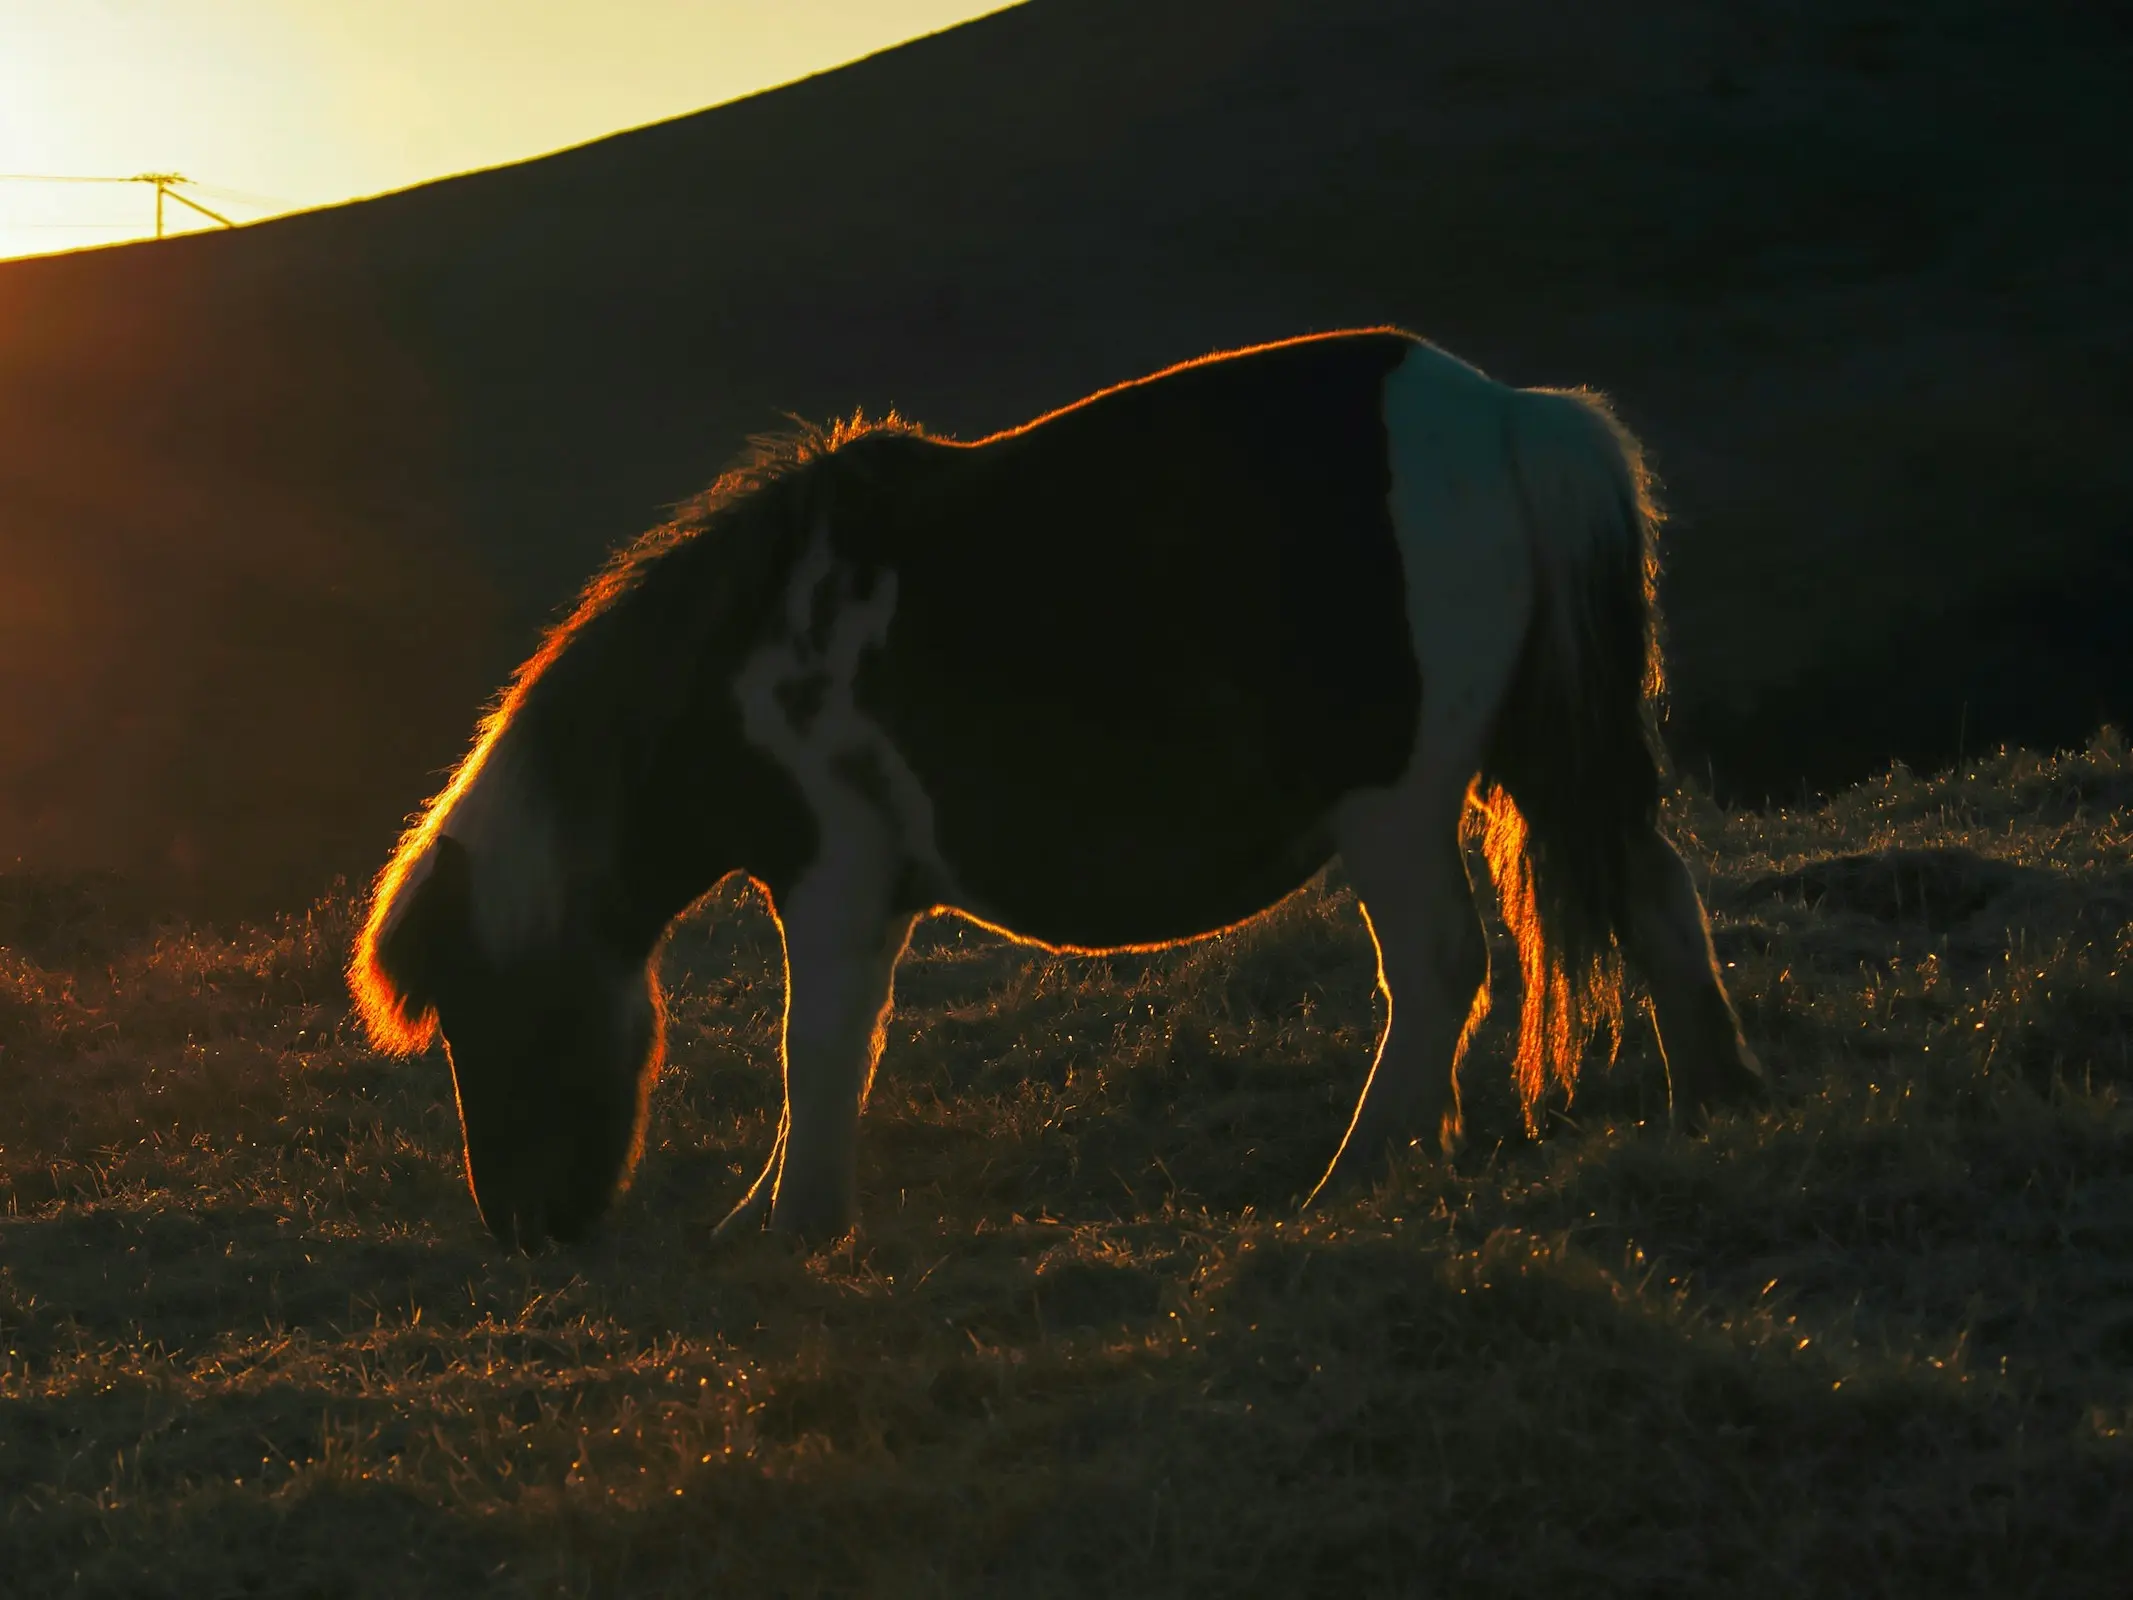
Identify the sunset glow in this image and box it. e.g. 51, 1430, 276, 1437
0, 0, 1013, 262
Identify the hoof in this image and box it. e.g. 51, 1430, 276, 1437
1303, 1123, 1446, 1212
766, 1178, 857, 1250
767, 1211, 856, 1251
1300, 1162, 1370, 1214
710, 1141, 785, 1244
1303, 1131, 1393, 1211
710, 1183, 775, 1244
1306, 1082, 1460, 1213
1674, 1049, 1771, 1134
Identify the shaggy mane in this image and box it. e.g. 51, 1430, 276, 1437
347, 410, 926, 1054
579, 409, 928, 641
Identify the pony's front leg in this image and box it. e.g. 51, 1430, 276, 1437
1308, 782, 1486, 1203
762, 882, 916, 1245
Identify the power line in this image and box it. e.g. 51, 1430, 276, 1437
0, 172, 246, 237
183, 181, 289, 208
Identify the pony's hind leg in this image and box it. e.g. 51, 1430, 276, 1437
1309, 771, 1488, 1202
1622, 827, 1766, 1127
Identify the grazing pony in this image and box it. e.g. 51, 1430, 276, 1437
350, 329, 1763, 1251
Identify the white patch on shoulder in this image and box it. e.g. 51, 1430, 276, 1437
733, 515, 955, 923
1381, 342, 1535, 765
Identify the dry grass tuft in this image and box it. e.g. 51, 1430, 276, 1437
3, 737, 2130, 1596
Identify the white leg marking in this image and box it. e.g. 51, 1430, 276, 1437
766, 900, 916, 1240
724, 515, 953, 1239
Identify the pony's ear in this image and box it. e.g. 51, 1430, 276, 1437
360, 835, 475, 1051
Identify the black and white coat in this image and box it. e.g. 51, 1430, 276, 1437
353, 330, 1763, 1251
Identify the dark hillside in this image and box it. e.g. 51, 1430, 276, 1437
2, 0, 2127, 905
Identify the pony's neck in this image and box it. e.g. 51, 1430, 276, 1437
447, 477, 825, 966
591, 674, 819, 963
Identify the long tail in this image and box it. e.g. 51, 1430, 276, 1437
1473, 384, 1665, 1129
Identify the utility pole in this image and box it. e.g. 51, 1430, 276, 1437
133, 173, 236, 238
0, 171, 240, 240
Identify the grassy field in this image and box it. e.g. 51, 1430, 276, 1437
3, 738, 2130, 1597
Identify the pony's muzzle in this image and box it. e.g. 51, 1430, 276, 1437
460, 1114, 635, 1253
480, 1196, 548, 1253
473, 1184, 604, 1253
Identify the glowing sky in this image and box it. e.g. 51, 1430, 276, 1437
0, 1, 1013, 261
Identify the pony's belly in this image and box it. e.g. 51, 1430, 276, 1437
859, 572, 1416, 947
883, 617, 1408, 946
934, 797, 1339, 952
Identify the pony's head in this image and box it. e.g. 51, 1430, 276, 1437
345, 420, 901, 1248
350, 825, 663, 1252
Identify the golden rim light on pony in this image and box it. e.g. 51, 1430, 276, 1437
349, 328, 1764, 1252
